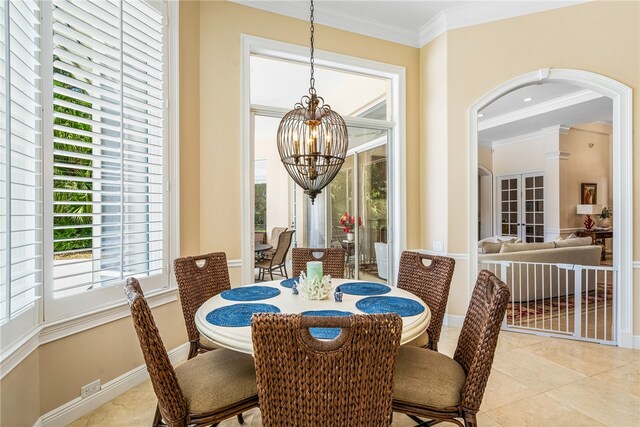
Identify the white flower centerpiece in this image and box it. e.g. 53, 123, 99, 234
298, 271, 333, 300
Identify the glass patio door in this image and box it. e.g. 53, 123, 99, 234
328, 129, 389, 282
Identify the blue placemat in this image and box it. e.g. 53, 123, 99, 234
206, 303, 281, 327
220, 286, 281, 301
356, 296, 425, 317
301, 310, 352, 339
280, 277, 300, 288
339, 282, 391, 296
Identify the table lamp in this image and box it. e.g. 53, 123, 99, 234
577, 204, 602, 230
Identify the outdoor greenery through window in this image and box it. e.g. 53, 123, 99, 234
51, 0, 167, 300
255, 183, 267, 232
53, 64, 93, 255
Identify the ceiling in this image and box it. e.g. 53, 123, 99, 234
250, 55, 388, 117
478, 83, 613, 143
230, 0, 587, 47
479, 82, 585, 119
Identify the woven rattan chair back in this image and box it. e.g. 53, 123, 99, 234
174, 252, 230, 358
291, 247, 346, 278
270, 230, 295, 266
454, 270, 510, 413
126, 278, 188, 426
397, 251, 455, 350
252, 313, 402, 427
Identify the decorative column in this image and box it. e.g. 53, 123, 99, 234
542, 125, 570, 241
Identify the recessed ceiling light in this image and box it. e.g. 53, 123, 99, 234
477, 113, 484, 118
523, 97, 533, 102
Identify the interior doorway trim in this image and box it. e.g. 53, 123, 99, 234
477, 165, 493, 239
468, 68, 633, 348
241, 35, 407, 286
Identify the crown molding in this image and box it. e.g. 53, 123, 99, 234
419, 11, 447, 46
478, 90, 603, 131
419, 1, 589, 46
230, 1, 589, 49
490, 125, 566, 148
229, 0, 420, 47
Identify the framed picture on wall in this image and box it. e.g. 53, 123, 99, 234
581, 183, 597, 204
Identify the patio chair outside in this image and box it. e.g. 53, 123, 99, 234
256, 230, 295, 281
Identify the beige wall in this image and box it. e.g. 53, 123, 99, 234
422, 1, 640, 333
0, 351, 40, 427
560, 127, 612, 229
477, 145, 492, 172
420, 33, 448, 250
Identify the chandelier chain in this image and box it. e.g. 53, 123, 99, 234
309, 0, 315, 94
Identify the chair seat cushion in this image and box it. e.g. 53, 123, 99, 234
255, 260, 271, 269
403, 331, 429, 348
175, 348, 258, 413
393, 346, 466, 408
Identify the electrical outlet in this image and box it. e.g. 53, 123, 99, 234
433, 241, 444, 252
81, 379, 101, 398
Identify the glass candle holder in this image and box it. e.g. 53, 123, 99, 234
306, 261, 323, 281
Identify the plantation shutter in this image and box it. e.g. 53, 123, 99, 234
0, 0, 42, 322
51, 0, 165, 300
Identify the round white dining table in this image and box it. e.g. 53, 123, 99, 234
195, 278, 431, 354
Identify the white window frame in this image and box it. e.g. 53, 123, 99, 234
0, 0, 44, 358
240, 35, 407, 286
0, 0, 180, 376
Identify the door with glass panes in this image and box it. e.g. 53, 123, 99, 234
497, 173, 544, 242
328, 130, 389, 282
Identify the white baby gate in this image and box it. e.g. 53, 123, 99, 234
479, 261, 617, 345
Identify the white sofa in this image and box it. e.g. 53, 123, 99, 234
478, 243, 602, 302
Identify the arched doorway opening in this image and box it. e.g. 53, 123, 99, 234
469, 69, 633, 348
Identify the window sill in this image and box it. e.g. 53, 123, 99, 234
1, 288, 178, 379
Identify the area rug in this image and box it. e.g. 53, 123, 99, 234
506, 281, 614, 326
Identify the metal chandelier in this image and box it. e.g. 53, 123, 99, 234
276, 0, 348, 204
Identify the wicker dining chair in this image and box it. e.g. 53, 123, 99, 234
252, 313, 402, 427
392, 270, 510, 427
397, 251, 455, 351
174, 252, 230, 359
256, 229, 295, 281
291, 247, 346, 278
125, 278, 259, 427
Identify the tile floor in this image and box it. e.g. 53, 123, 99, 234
68, 327, 639, 427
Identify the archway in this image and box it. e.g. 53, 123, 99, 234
468, 68, 633, 348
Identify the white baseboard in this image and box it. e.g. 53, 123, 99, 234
34, 343, 190, 427
632, 335, 640, 350
444, 314, 465, 328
